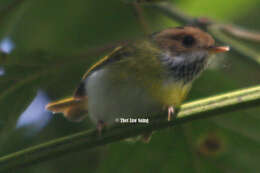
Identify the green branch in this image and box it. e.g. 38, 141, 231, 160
0, 0, 27, 21
144, 2, 194, 24
0, 85, 260, 172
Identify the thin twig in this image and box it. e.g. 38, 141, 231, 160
144, 2, 194, 24
222, 25, 260, 42
132, 2, 150, 34
208, 24, 260, 64
0, 0, 27, 21
0, 85, 260, 172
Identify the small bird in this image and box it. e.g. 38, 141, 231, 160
46, 26, 229, 134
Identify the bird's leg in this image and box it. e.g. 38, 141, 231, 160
97, 120, 106, 135
168, 106, 175, 121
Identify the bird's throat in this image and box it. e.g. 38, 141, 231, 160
160, 51, 208, 84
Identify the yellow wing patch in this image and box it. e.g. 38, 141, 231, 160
45, 97, 88, 122
82, 46, 123, 80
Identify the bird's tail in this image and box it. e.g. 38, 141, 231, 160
45, 97, 88, 122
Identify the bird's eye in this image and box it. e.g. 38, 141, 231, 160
182, 35, 195, 47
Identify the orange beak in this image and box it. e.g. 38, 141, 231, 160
208, 46, 230, 53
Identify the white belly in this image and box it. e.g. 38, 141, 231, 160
85, 68, 161, 125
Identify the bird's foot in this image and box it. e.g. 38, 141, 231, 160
97, 120, 107, 136
168, 106, 175, 121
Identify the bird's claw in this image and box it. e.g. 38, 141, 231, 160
168, 106, 175, 121
97, 120, 106, 136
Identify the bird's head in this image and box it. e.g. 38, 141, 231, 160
153, 26, 229, 60
152, 26, 229, 83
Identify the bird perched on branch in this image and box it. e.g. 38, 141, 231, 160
46, 26, 229, 137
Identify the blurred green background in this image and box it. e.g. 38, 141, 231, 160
0, 0, 260, 172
